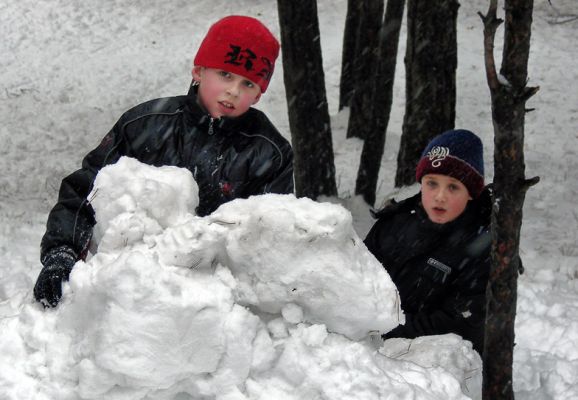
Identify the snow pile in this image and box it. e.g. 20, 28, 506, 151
210, 193, 401, 340
2, 1, 578, 398
89, 158, 199, 249
0, 158, 482, 399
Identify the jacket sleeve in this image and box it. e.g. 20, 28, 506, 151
383, 242, 490, 353
262, 142, 294, 195
40, 119, 126, 263
363, 216, 387, 256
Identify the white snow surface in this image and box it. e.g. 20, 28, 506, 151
1, 157, 477, 400
1, 0, 577, 399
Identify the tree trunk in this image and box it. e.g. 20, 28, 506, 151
395, 0, 459, 187
346, 0, 385, 139
355, 0, 406, 206
277, 0, 337, 199
479, 1, 539, 399
339, 0, 363, 110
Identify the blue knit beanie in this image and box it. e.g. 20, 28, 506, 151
415, 129, 485, 198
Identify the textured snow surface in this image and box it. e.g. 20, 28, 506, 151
1, 0, 577, 398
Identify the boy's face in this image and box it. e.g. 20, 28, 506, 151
420, 174, 472, 224
192, 66, 262, 118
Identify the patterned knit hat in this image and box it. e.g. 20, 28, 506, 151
193, 15, 280, 93
415, 129, 485, 198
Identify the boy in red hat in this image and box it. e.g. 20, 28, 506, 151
34, 16, 293, 308
365, 129, 491, 354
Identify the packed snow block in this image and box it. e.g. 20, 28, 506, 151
246, 325, 473, 400
1, 159, 483, 400
210, 194, 402, 340
88, 158, 402, 341
379, 335, 482, 400
152, 216, 226, 270
66, 251, 237, 395
89, 156, 199, 252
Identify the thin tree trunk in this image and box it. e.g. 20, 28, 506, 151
277, 0, 337, 199
346, 0, 385, 139
339, 0, 363, 110
395, 0, 459, 187
479, 1, 539, 399
355, 0, 406, 206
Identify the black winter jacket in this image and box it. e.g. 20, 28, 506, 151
40, 88, 293, 263
364, 188, 491, 353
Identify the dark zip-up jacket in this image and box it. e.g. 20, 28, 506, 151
364, 187, 491, 353
40, 88, 293, 264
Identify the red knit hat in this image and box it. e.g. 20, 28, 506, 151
193, 16, 280, 93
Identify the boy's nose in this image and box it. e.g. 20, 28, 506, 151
435, 189, 447, 201
226, 82, 240, 97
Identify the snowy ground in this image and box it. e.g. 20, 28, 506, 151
1, 0, 577, 399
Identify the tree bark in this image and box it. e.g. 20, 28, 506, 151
339, 0, 363, 110
346, 0, 385, 139
277, 0, 337, 199
395, 0, 459, 187
479, 1, 539, 399
355, 0, 406, 206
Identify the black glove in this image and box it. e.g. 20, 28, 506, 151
34, 247, 77, 307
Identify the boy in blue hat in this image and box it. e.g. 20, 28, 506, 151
365, 129, 491, 353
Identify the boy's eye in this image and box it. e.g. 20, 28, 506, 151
218, 71, 231, 78
426, 180, 437, 188
243, 80, 254, 88
448, 183, 460, 192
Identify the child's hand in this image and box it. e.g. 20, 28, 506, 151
34, 247, 76, 307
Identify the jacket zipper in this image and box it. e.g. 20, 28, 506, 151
208, 117, 215, 135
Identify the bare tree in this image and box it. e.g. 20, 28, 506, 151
479, 1, 540, 399
346, 0, 385, 139
339, 0, 363, 110
395, 0, 459, 187
355, 0, 406, 206
277, 0, 337, 199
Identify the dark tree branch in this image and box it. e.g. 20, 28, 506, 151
546, 0, 578, 24
479, 0, 503, 91
524, 176, 540, 189
520, 85, 540, 102
549, 15, 578, 24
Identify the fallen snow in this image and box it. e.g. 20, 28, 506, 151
1, 0, 577, 398
0, 158, 481, 400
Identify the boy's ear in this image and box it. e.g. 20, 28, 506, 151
252, 92, 262, 105
192, 66, 203, 81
